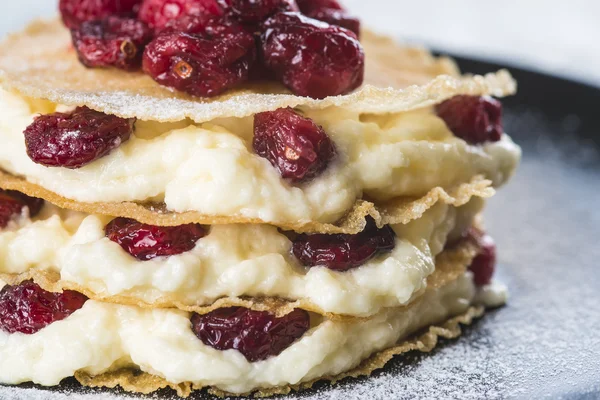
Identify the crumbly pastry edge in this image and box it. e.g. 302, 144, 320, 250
0, 170, 494, 232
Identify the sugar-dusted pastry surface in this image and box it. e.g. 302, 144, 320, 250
0, 198, 482, 317
0, 90, 520, 225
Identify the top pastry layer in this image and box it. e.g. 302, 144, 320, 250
0, 19, 515, 122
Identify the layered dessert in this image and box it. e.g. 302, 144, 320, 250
0, 0, 520, 397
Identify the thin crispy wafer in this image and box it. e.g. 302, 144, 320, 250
74, 302, 484, 399
75, 307, 484, 399
0, 238, 478, 323
0, 19, 515, 123
0, 170, 493, 232
66, 240, 484, 397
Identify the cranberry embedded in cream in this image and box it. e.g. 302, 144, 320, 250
23, 107, 135, 169
292, 217, 396, 271
105, 217, 207, 261
0, 281, 87, 334
191, 307, 310, 361
253, 107, 336, 182
436, 95, 503, 144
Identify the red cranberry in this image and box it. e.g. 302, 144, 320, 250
303, 8, 359, 36
219, 0, 299, 24
105, 218, 207, 261
296, 0, 343, 11
23, 107, 135, 169
72, 16, 153, 71
253, 108, 335, 182
162, 12, 244, 36
143, 26, 255, 97
0, 190, 45, 228
0, 193, 26, 229
296, 0, 359, 35
292, 217, 396, 271
191, 307, 310, 362
138, 0, 224, 31
261, 12, 364, 98
60, 0, 142, 29
436, 95, 504, 145
0, 281, 88, 334
466, 227, 496, 286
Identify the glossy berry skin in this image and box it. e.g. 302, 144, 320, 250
138, 0, 224, 31
72, 16, 154, 70
219, 0, 299, 24
296, 0, 343, 10
0, 281, 88, 334
253, 108, 335, 182
24, 107, 135, 169
292, 218, 396, 271
261, 12, 364, 99
466, 227, 497, 286
105, 217, 207, 261
0, 190, 44, 228
143, 27, 256, 97
60, 0, 142, 29
435, 95, 504, 145
303, 8, 359, 36
162, 13, 246, 36
296, 0, 359, 36
191, 307, 310, 362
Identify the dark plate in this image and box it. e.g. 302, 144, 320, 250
2, 57, 599, 400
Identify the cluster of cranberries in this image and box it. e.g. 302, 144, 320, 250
191, 307, 310, 361
61, 0, 364, 99
0, 190, 44, 229
0, 281, 88, 334
105, 217, 207, 260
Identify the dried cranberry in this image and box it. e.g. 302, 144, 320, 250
72, 16, 153, 71
292, 217, 396, 271
465, 227, 497, 286
24, 107, 135, 169
161, 12, 244, 36
138, 0, 224, 31
105, 218, 206, 261
261, 12, 364, 98
143, 27, 255, 97
435, 95, 504, 145
0, 190, 45, 228
296, 0, 343, 11
303, 8, 359, 36
253, 108, 335, 182
0, 193, 26, 229
296, 0, 359, 35
219, 0, 299, 24
191, 307, 310, 362
0, 281, 88, 334
60, 0, 142, 29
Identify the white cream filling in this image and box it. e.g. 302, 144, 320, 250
0, 90, 521, 224
0, 199, 483, 317
0, 271, 492, 393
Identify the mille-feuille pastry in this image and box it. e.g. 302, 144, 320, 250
0, 0, 520, 396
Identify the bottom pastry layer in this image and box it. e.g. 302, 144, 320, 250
0, 244, 505, 396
